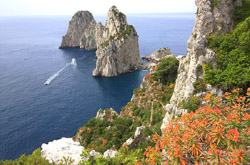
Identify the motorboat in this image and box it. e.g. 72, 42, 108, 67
71, 58, 77, 65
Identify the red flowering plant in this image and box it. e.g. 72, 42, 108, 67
145, 73, 152, 78
145, 88, 250, 164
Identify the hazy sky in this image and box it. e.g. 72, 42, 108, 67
0, 0, 196, 16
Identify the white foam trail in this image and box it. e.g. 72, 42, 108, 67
44, 63, 70, 85
44, 58, 78, 85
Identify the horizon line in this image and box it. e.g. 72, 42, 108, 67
0, 12, 195, 17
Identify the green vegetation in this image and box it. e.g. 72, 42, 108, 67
233, 0, 250, 25
79, 146, 145, 165
193, 33, 197, 39
212, 0, 219, 9
153, 57, 179, 85
196, 64, 203, 73
100, 40, 109, 48
78, 116, 136, 153
178, 96, 201, 113
0, 149, 51, 165
75, 73, 175, 160
193, 78, 206, 94
118, 25, 137, 39
205, 16, 250, 91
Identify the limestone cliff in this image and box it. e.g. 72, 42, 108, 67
92, 6, 141, 77
41, 137, 84, 165
59, 11, 96, 49
161, 0, 242, 129
79, 21, 105, 50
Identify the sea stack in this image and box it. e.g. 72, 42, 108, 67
59, 11, 96, 49
92, 6, 141, 77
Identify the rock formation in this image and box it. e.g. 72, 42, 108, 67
80, 20, 98, 50
41, 137, 84, 165
92, 6, 141, 77
59, 11, 96, 49
95, 108, 118, 122
103, 150, 119, 158
161, 0, 242, 129
142, 48, 174, 69
122, 126, 151, 149
142, 48, 172, 61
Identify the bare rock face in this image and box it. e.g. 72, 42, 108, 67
92, 6, 141, 77
41, 137, 84, 165
60, 11, 96, 48
142, 48, 172, 61
122, 126, 151, 149
79, 20, 96, 50
80, 21, 105, 50
103, 149, 119, 158
161, 0, 241, 129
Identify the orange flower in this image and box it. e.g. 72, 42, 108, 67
231, 88, 240, 93
229, 158, 239, 164
207, 149, 213, 155
247, 87, 250, 96
224, 107, 231, 111
230, 149, 245, 163
237, 96, 246, 103
223, 92, 231, 99
243, 113, 249, 120
216, 96, 222, 102
204, 93, 212, 101
102, 139, 107, 146
226, 129, 239, 142
135, 162, 142, 165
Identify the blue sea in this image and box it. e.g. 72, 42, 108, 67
0, 13, 194, 160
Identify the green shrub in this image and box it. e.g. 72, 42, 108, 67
0, 149, 51, 165
152, 111, 163, 125
78, 115, 137, 153
141, 110, 151, 122
196, 64, 203, 73
205, 16, 250, 91
233, 0, 250, 25
80, 147, 145, 165
193, 33, 197, 38
161, 87, 174, 104
193, 78, 206, 94
179, 96, 201, 113
153, 57, 179, 85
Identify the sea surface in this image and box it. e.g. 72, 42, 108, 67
0, 13, 194, 160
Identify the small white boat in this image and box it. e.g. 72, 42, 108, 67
44, 80, 50, 85
71, 58, 77, 65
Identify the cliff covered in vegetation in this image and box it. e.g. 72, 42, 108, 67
1, 0, 249, 164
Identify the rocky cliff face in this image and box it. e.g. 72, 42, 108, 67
41, 137, 84, 165
59, 11, 96, 49
92, 6, 141, 77
161, 0, 242, 129
79, 20, 97, 50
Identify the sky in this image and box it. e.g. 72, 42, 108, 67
0, 0, 196, 16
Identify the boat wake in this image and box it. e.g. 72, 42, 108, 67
44, 58, 77, 85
